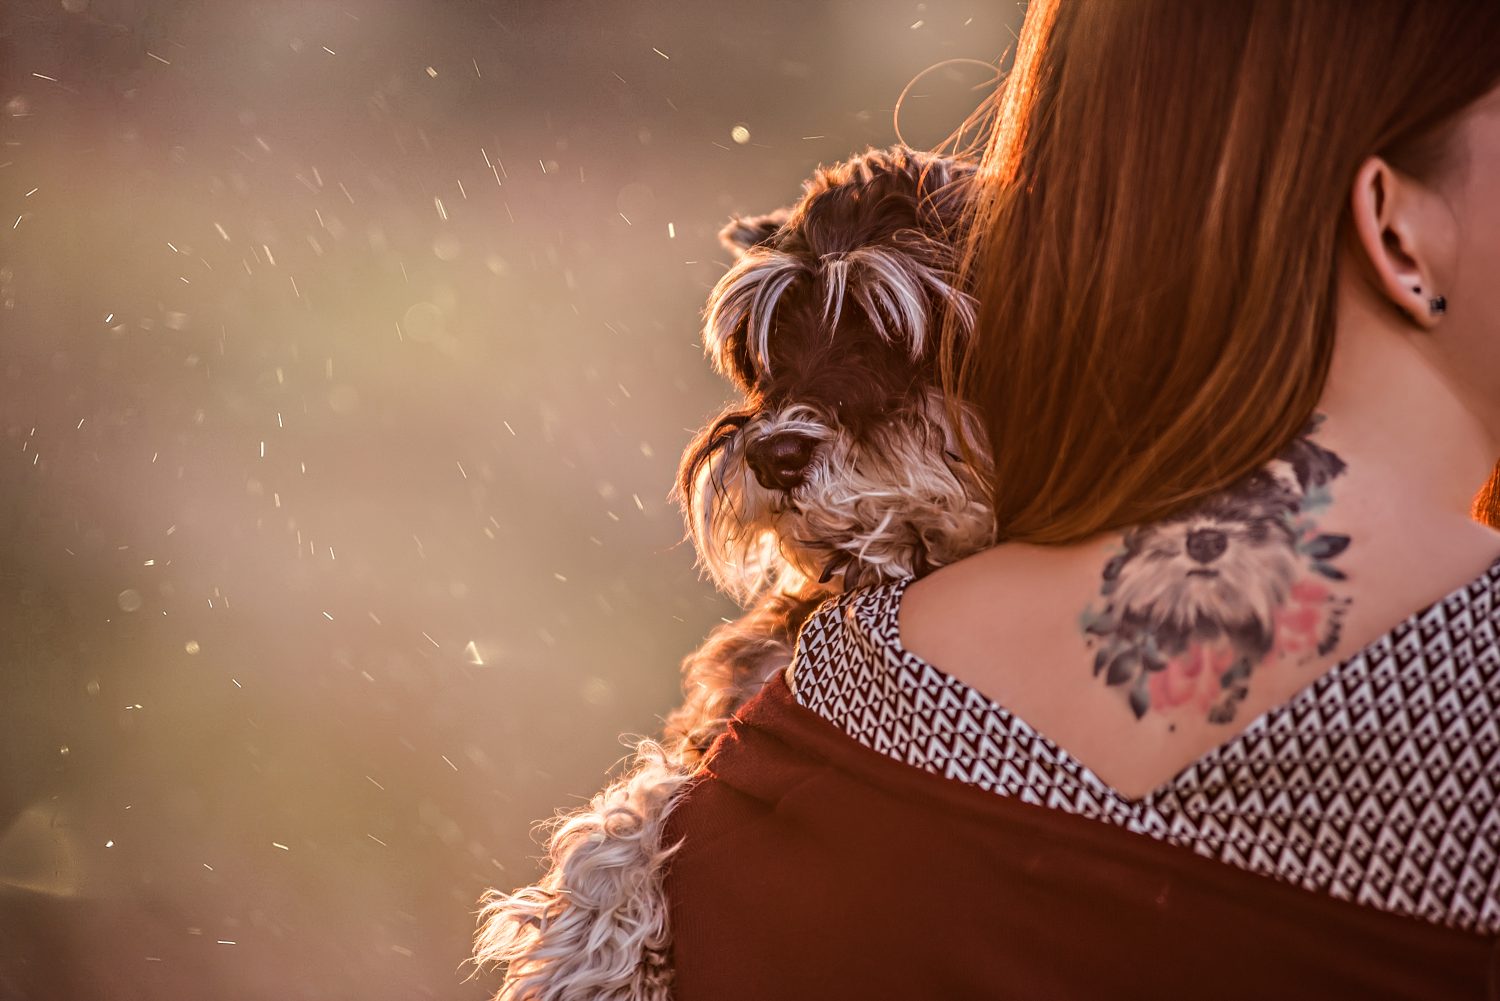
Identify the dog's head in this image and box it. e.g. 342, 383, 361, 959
672, 145, 996, 604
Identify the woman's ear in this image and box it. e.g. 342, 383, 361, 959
1348, 156, 1448, 330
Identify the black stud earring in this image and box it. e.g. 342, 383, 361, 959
1428, 295, 1447, 316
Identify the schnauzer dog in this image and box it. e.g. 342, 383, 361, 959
1082, 417, 1353, 723
471, 144, 993, 1001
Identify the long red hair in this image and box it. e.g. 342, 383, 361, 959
939, 0, 1500, 542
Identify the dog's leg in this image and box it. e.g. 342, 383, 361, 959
662, 589, 824, 766
471, 588, 826, 1001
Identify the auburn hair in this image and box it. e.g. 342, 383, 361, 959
937, 0, 1500, 543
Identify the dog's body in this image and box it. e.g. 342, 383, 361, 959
471, 145, 992, 1000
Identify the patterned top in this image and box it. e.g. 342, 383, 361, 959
790, 555, 1500, 933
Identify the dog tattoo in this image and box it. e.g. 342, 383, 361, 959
1079, 415, 1353, 724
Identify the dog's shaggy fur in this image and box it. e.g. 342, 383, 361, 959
470, 145, 993, 1000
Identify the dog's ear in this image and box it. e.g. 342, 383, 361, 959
718, 208, 791, 260
1278, 435, 1348, 493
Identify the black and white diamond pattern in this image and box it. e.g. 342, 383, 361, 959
792, 558, 1500, 932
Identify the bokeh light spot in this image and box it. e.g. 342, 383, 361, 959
402, 302, 444, 343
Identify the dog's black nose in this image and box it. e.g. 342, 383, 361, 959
1185, 528, 1228, 564
746, 432, 817, 491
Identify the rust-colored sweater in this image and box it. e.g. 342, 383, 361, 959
661, 667, 1499, 1000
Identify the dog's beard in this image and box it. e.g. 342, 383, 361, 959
682, 406, 829, 604
1111, 515, 1300, 651
781, 413, 994, 592
683, 391, 994, 605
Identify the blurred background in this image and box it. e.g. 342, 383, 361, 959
0, 1, 1012, 997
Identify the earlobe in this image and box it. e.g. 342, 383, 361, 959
1348, 156, 1442, 329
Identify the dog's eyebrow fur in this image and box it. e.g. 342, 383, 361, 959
837, 242, 974, 357
701, 233, 973, 382
702, 250, 809, 379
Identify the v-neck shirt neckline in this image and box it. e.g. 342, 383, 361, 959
798, 553, 1500, 806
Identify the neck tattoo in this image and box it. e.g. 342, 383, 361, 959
1079, 414, 1354, 724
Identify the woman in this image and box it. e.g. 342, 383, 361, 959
661, 2, 1500, 999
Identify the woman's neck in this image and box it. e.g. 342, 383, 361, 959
1314, 273, 1499, 535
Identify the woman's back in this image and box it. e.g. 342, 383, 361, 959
663, 546, 1500, 998
794, 539, 1500, 905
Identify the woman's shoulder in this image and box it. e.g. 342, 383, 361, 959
786, 576, 911, 700
898, 522, 1500, 679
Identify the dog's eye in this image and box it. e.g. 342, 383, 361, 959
1246, 470, 1282, 496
